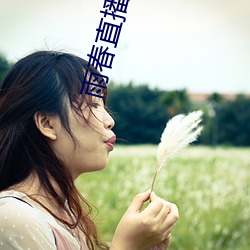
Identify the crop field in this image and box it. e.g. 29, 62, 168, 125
76, 145, 250, 250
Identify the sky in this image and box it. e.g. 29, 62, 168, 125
0, 0, 250, 93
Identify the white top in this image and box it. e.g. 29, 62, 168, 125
0, 190, 88, 250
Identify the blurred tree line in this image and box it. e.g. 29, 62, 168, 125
108, 83, 250, 146
0, 53, 249, 146
0, 53, 9, 84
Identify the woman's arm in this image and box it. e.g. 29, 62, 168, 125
110, 190, 179, 250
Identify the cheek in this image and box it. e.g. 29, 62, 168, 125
88, 112, 104, 129
74, 108, 103, 133
50, 131, 76, 166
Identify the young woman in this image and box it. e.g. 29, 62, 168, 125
0, 51, 179, 250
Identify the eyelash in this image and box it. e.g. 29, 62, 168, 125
91, 103, 99, 108
91, 103, 105, 109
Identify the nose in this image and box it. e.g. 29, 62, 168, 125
104, 110, 115, 130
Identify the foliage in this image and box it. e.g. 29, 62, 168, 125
108, 85, 250, 146
107, 82, 168, 144
76, 145, 250, 250
198, 93, 250, 146
0, 54, 9, 85
159, 89, 191, 116
217, 95, 250, 145
207, 92, 225, 104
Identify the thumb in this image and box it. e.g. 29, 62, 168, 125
149, 191, 157, 202
127, 189, 151, 213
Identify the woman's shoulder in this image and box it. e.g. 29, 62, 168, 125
0, 190, 44, 217
0, 190, 56, 249
0, 189, 55, 228
0, 190, 43, 220
0, 190, 86, 250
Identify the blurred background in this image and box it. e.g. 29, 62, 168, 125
1, 0, 250, 146
1, 0, 250, 249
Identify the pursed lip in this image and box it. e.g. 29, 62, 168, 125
104, 135, 116, 150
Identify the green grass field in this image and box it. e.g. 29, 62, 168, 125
76, 145, 250, 250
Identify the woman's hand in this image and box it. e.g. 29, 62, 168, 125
149, 234, 171, 250
110, 190, 179, 250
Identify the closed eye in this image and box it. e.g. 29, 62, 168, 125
91, 103, 100, 108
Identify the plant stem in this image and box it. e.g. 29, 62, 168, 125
151, 171, 158, 192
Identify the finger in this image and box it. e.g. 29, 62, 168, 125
156, 200, 172, 220
150, 192, 171, 212
143, 196, 165, 217
163, 203, 179, 227
147, 192, 164, 215
162, 234, 172, 248
127, 189, 151, 213
164, 224, 175, 237
149, 191, 157, 202
145, 201, 171, 232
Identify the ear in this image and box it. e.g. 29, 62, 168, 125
33, 112, 58, 140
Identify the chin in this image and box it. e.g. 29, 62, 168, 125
93, 161, 108, 171
74, 164, 107, 178
83, 160, 109, 173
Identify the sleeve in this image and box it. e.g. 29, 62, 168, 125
0, 198, 57, 250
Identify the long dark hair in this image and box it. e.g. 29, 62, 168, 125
0, 51, 109, 249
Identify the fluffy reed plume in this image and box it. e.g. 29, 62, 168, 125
151, 110, 203, 191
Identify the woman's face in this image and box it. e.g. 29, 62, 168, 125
50, 96, 115, 179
